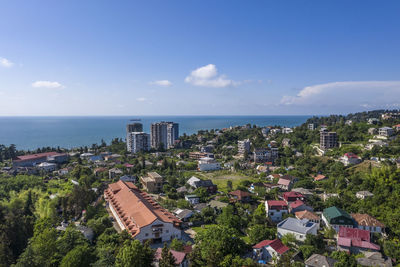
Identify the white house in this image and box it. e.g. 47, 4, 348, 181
266, 200, 288, 222
356, 191, 374, 199
37, 162, 57, 172
340, 153, 362, 166
277, 218, 318, 241
252, 239, 290, 264
185, 195, 200, 205
187, 176, 201, 187
198, 157, 221, 171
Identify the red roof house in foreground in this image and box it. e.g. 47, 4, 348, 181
253, 239, 289, 264
337, 227, 380, 253
154, 248, 188, 267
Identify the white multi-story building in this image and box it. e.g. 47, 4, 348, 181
127, 132, 150, 153
378, 127, 394, 137
151, 122, 179, 150
198, 157, 221, 171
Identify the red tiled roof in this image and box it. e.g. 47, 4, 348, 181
104, 181, 181, 237
313, 174, 327, 181
290, 200, 305, 209
124, 163, 134, 168
155, 248, 186, 265
338, 227, 370, 242
14, 152, 62, 161
253, 239, 289, 255
344, 152, 359, 159
267, 200, 288, 208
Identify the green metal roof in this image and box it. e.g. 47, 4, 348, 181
323, 206, 352, 222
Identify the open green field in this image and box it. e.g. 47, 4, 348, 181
196, 171, 258, 192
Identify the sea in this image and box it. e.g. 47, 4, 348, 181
0, 116, 311, 150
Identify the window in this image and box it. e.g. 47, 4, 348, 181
166, 230, 169, 233
270, 212, 274, 216
145, 233, 148, 236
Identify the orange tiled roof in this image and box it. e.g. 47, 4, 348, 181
104, 180, 181, 237
351, 213, 385, 228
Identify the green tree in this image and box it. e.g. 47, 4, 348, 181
248, 225, 276, 244
159, 243, 177, 267
60, 244, 94, 267
169, 238, 184, 252
115, 240, 154, 267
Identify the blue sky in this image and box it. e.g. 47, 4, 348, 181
0, 0, 399, 116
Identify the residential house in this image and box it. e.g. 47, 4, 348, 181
58, 167, 71, 176
253, 148, 279, 163
119, 175, 136, 183
337, 227, 380, 253
229, 190, 251, 203
193, 203, 207, 213
198, 157, 221, 171
187, 177, 217, 193
305, 254, 336, 267
356, 191, 374, 199
289, 200, 313, 214
267, 173, 281, 181
154, 248, 189, 267
141, 172, 163, 193
312, 174, 327, 182
173, 208, 194, 222
277, 175, 298, 191
104, 181, 181, 242
283, 191, 304, 203
295, 210, 321, 229
189, 152, 213, 160
322, 206, 354, 232
187, 176, 201, 187
379, 127, 394, 137
351, 213, 385, 234
266, 200, 288, 222
367, 118, 379, 125
341, 153, 362, 166
277, 218, 318, 241
109, 168, 123, 179
320, 193, 339, 202
394, 124, 400, 131
37, 162, 57, 172
356, 252, 392, 267
292, 187, 313, 196
184, 195, 200, 205
252, 239, 290, 264
208, 200, 228, 213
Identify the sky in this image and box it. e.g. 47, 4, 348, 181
0, 0, 400, 116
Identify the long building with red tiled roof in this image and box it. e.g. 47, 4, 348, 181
13, 152, 68, 167
104, 180, 181, 243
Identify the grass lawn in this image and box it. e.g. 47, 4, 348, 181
191, 224, 218, 235
198, 171, 258, 192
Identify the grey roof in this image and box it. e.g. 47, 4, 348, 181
357, 252, 392, 267
305, 254, 337, 267
173, 208, 193, 220
208, 200, 228, 209
177, 186, 189, 193
193, 203, 207, 211
187, 176, 201, 186
277, 217, 317, 234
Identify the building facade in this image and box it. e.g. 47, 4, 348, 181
104, 181, 181, 243
320, 130, 338, 150
127, 132, 150, 153
151, 122, 179, 150
141, 172, 163, 193
238, 139, 251, 155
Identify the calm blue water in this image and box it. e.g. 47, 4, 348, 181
0, 116, 311, 150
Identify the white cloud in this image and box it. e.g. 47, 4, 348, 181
32, 81, 64, 89
136, 97, 146, 102
0, 57, 14, 68
185, 64, 235, 88
280, 81, 400, 109
149, 80, 172, 87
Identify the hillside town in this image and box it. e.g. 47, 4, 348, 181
1, 110, 400, 266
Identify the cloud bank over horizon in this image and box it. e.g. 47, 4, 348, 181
281, 81, 400, 111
